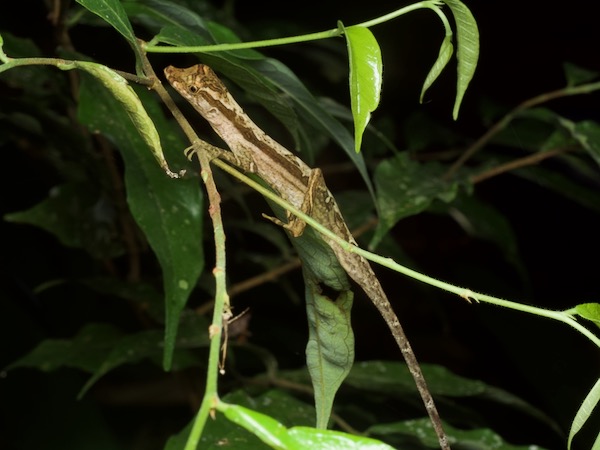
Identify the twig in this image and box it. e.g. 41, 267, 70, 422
445, 81, 600, 180
138, 50, 230, 450
470, 146, 575, 184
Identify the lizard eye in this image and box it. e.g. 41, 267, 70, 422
188, 85, 199, 94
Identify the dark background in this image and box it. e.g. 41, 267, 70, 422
1, 1, 600, 449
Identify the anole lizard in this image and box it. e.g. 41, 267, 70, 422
164, 64, 449, 449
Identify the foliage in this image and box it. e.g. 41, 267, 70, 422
1, 1, 600, 449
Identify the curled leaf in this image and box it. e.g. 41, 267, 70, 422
59, 61, 181, 178
420, 35, 453, 103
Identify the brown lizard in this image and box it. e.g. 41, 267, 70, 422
164, 64, 449, 449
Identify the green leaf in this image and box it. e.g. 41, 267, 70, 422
420, 35, 454, 104
81, 277, 165, 323
4, 182, 123, 259
371, 153, 460, 248
305, 282, 354, 428
568, 377, 600, 449
345, 360, 485, 397
77, 71, 204, 371
167, 390, 316, 449
341, 23, 383, 153
443, 193, 525, 276
442, 0, 480, 119
572, 120, 600, 167
369, 418, 543, 450
515, 164, 600, 214
7, 323, 123, 373
79, 329, 165, 396
574, 303, 600, 328
63, 61, 181, 177
75, 0, 136, 45
79, 313, 209, 397
219, 401, 394, 450
264, 195, 355, 429
563, 62, 599, 87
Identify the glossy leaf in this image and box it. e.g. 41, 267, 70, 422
77, 71, 204, 370
165, 390, 316, 449
442, 0, 480, 119
568, 377, 600, 449
342, 23, 383, 153
75, 0, 136, 45
369, 418, 540, 450
219, 401, 394, 450
371, 153, 460, 248
574, 303, 600, 328
420, 35, 453, 104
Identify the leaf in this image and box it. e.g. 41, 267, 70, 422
75, 0, 136, 45
219, 401, 395, 450
515, 165, 600, 214
568, 377, 600, 449
369, 418, 543, 450
371, 153, 460, 248
81, 277, 165, 323
345, 360, 484, 397
4, 182, 123, 259
167, 390, 316, 449
341, 23, 383, 153
305, 282, 354, 428
563, 62, 599, 87
345, 360, 557, 429
264, 196, 355, 429
572, 120, 600, 167
78, 313, 210, 397
62, 61, 181, 178
7, 323, 123, 373
574, 303, 600, 328
442, 0, 480, 119
442, 193, 525, 276
420, 35, 454, 103
78, 329, 166, 397
77, 71, 204, 371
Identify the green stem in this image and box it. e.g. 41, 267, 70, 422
211, 157, 600, 350
144, 1, 445, 54
0, 57, 72, 72
142, 55, 230, 450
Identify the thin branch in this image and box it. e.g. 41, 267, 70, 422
470, 146, 575, 184
139, 53, 230, 450
445, 81, 600, 180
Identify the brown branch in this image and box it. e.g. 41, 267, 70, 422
470, 146, 575, 185
445, 81, 600, 180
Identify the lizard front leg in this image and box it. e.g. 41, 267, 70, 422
262, 168, 324, 238
185, 139, 257, 173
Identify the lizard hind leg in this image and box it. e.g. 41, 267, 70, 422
261, 212, 306, 238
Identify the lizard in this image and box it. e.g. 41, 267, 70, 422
164, 64, 449, 450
